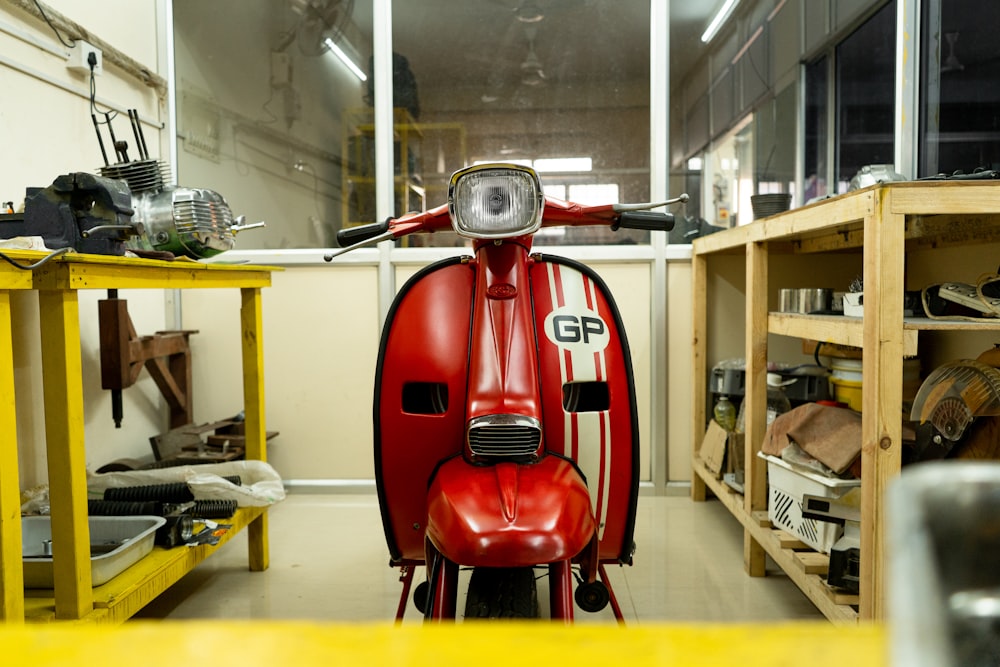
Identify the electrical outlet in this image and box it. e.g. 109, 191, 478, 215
66, 40, 102, 76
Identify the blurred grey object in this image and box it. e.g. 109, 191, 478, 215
750, 193, 792, 219
849, 164, 907, 191
778, 287, 833, 314
889, 461, 1000, 667
668, 216, 725, 244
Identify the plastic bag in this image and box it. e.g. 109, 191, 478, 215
87, 460, 286, 507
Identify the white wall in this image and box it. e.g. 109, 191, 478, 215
180, 265, 381, 480
2, 1, 169, 488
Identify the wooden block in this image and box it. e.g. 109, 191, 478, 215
791, 551, 830, 575
772, 529, 809, 550
751, 511, 771, 527
817, 576, 860, 606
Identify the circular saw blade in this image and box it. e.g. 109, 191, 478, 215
911, 359, 1000, 441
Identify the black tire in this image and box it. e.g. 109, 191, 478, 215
464, 567, 539, 619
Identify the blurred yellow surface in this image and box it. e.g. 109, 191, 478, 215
0, 621, 885, 666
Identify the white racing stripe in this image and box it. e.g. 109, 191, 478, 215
544, 262, 610, 539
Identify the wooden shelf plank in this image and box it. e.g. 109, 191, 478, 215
768, 313, 919, 357
790, 551, 831, 576
904, 316, 1000, 331
773, 530, 809, 550
693, 459, 859, 625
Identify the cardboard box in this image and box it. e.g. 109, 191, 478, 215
699, 420, 728, 477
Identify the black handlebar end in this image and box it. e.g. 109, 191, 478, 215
336, 219, 391, 247
612, 211, 676, 232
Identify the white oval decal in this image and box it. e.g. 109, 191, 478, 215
543, 306, 610, 353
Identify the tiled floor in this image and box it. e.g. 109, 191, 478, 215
132, 493, 826, 624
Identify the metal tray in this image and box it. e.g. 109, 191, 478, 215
22, 515, 166, 588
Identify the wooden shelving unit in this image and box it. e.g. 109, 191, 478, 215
1, 251, 278, 623
690, 181, 1000, 623
342, 108, 425, 228
341, 108, 466, 231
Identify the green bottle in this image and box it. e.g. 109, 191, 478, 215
713, 395, 736, 432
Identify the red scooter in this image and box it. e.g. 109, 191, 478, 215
325, 164, 685, 621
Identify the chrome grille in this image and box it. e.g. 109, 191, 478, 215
467, 416, 541, 458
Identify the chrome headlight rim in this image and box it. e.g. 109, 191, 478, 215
447, 163, 544, 240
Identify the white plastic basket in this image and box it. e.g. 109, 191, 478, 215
759, 452, 861, 553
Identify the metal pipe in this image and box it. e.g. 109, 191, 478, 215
128, 109, 146, 160
92, 113, 109, 166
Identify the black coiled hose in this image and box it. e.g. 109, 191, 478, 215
190, 499, 238, 518
102, 476, 242, 503
103, 482, 194, 503
88, 499, 163, 516
89, 498, 238, 519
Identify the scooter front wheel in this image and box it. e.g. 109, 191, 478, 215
464, 567, 539, 619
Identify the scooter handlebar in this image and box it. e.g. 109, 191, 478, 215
612, 210, 676, 232
336, 219, 391, 247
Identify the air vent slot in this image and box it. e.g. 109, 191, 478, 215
563, 381, 610, 412
402, 382, 448, 414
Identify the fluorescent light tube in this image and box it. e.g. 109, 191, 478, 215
324, 37, 367, 82
533, 157, 592, 172
701, 0, 740, 43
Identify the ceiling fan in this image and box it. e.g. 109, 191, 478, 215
940, 31, 964, 73
279, 0, 355, 57
520, 24, 547, 86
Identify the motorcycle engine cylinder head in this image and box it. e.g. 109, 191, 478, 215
99, 158, 170, 196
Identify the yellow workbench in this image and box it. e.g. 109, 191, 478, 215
8, 250, 277, 622
0, 252, 34, 622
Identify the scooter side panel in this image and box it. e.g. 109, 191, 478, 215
375, 257, 474, 562
530, 255, 639, 563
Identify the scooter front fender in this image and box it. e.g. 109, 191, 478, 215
426, 456, 595, 568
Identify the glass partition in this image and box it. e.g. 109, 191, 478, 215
173, 0, 650, 250
834, 0, 896, 192
173, 0, 372, 250
804, 56, 829, 202
390, 0, 651, 247
920, 0, 1000, 176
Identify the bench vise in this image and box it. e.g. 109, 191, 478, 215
0, 171, 142, 255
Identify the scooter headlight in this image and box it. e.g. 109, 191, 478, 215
448, 164, 543, 239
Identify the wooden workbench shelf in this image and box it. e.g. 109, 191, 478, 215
690, 180, 1000, 623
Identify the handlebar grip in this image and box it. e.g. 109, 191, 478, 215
336, 220, 391, 247
613, 211, 675, 232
